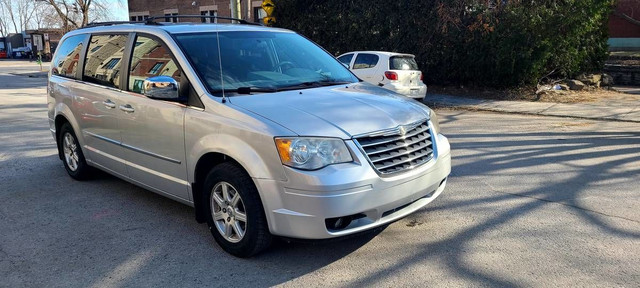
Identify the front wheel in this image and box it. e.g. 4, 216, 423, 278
204, 162, 272, 257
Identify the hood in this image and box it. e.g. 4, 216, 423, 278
228, 83, 430, 139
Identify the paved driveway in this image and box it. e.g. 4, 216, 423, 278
1, 63, 638, 287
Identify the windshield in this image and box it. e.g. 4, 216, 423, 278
174, 31, 359, 95
389, 56, 419, 70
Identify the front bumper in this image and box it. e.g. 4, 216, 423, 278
255, 134, 451, 239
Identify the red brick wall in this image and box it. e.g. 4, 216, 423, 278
609, 0, 640, 38
128, 0, 254, 21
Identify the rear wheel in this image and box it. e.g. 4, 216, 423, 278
204, 162, 272, 257
59, 122, 92, 180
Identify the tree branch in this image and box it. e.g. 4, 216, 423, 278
614, 10, 640, 27
46, 0, 79, 29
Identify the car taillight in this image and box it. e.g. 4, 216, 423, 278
384, 71, 398, 81
420, 72, 424, 81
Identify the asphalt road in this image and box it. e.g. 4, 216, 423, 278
1, 61, 639, 287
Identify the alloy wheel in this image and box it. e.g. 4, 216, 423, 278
62, 132, 79, 171
210, 181, 247, 243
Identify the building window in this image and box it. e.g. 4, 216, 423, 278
148, 62, 164, 74
130, 14, 149, 22
90, 45, 102, 53
132, 79, 144, 93
102, 58, 121, 69
254, 7, 266, 23
201, 10, 218, 23
164, 13, 178, 23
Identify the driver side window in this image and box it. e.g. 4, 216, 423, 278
128, 35, 181, 94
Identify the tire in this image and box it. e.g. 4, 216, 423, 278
59, 122, 92, 180
204, 162, 272, 257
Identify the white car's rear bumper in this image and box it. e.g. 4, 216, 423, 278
384, 83, 427, 99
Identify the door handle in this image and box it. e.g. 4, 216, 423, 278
119, 104, 135, 113
103, 99, 116, 109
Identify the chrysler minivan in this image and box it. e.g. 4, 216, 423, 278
47, 18, 451, 257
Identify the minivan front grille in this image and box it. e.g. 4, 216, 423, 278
354, 121, 433, 175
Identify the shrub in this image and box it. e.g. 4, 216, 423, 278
275, 0, 614, 87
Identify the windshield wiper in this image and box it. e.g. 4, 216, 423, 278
232, 86, 279, 95
278, 80, 353, 91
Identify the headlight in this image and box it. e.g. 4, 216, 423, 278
429, 108, 441, 134
275, 137, 353, 170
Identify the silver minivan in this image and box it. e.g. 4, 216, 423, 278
47, 19, 451, 257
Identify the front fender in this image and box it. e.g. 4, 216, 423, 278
188, 133, 287, 183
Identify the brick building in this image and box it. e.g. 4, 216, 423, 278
128, 0, 267, 23
609, 0, 640, 50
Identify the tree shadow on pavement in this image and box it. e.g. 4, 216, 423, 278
340, 113, 640, 287
0, 74, 47, 90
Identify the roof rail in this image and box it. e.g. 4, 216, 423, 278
145, 15, 262, 26
82, 15, 261, 29
83, 20, 148, 28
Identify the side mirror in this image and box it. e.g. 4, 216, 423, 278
142, 76, 179, 100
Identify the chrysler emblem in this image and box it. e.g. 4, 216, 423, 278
398, 121, 421, 135
367, 120, 426, 137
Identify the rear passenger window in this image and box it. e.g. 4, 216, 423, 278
83, 34, 128, 89
337, 54, 353, 67
52, 34, 85, 78
128, 36, 181, 94
390, 56, 419, 70
353, 54, 379, 69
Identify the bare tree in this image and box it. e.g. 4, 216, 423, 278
0, 0, 119, 36
0, 0, 64, 36
0, 0, 35, 33
1, 0, 17, 33
0, 3, 9, 37
32, 1, 61, 30
44, 0, 83, 32
44, 0, 114, 31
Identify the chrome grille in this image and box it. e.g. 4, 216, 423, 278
355, 121, 433, 175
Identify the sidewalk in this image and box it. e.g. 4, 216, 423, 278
425, 92, 640, 123
0, 59, 45, 67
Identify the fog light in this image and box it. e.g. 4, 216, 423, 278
325, 216, 352, 230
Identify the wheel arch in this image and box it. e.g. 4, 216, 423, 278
54, 114, 72, 160
191, 152, 266, 224
53, 102, 83, 159
188, 131, 286, 224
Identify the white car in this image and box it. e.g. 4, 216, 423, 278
337, 51, 427, 100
